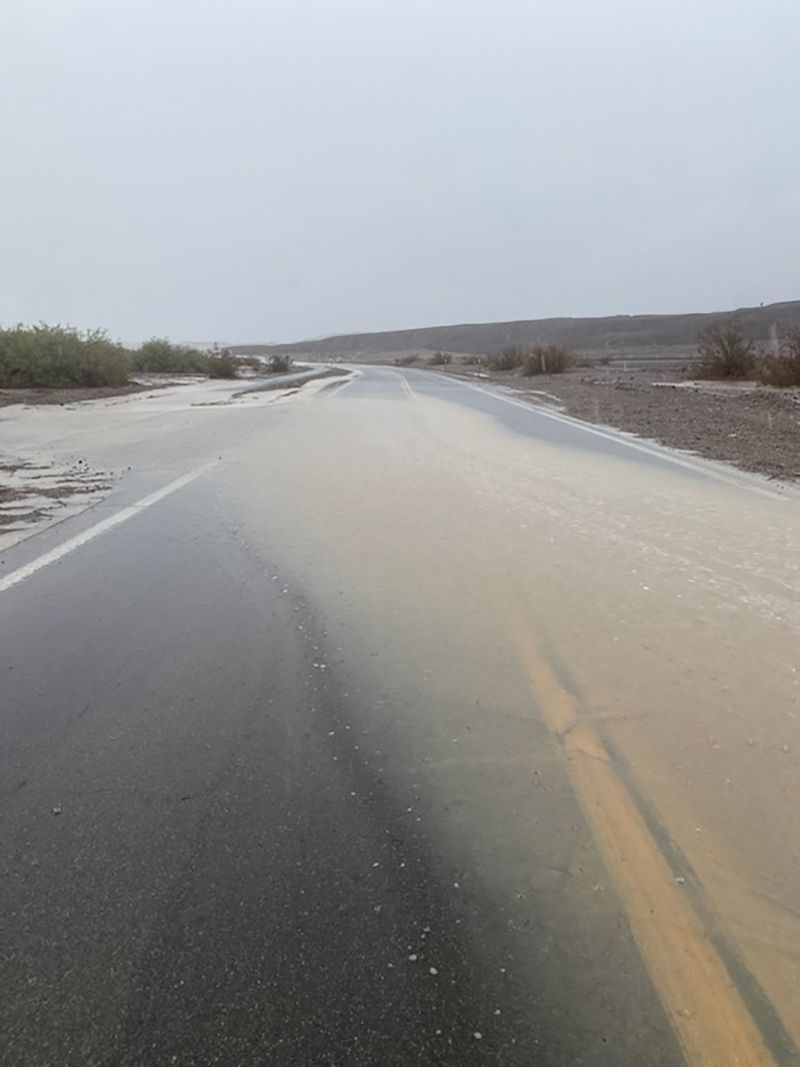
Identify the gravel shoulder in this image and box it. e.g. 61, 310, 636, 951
441, 366, 800, 482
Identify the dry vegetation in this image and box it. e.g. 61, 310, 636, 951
758, 329, 800, 388
693, 320, 800, 387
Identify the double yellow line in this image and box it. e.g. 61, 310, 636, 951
516, 634, 788, 1067
391, 370, 415, 400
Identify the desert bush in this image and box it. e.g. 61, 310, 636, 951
394, 354, 418, 366
131, 337, 209, 375
758, 329, 800, 387
0, 323, 130, 388
428, 350, 453, 365
206, 350, 239, 379
267, 354, 293, 373
462, 354, 484, 366
695, 321, 756, 379
487, 345, 526, 372
522, 344, 572, 376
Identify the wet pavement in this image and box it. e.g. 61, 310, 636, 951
2, 366, 799, 1065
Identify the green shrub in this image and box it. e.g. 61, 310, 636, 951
206, 351, 239, 379
758, 329, 800, 387
428, 350, 453, 365
394, 354, 418, 366
523, 344, 572, 376
0, 323, 130, 388
695, 321, 756, 379
131, 338, 243, 379
131, 337, 209, 375
268, 354, 293, 373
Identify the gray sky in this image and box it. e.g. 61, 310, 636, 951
1, 0, 798, 345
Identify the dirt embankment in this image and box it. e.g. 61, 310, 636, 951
0, 383, 160, 409
446, 366, 800, 482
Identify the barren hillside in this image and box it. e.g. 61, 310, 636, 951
230, 300, 800, 361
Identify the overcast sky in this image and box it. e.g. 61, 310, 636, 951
1, 0, 797, 345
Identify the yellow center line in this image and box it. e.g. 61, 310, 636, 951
390, 370, 415, 399
515, 632, 778, 1067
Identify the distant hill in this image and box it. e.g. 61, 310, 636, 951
230, 301, 800, 360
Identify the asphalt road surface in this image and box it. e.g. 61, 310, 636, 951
2, 367, 799, 1066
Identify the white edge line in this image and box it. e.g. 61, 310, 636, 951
323, 372, 360, 399
422, 371, 791, 503
0, 463, 214, 595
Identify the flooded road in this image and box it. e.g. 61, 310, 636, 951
1, 366, 798, 1065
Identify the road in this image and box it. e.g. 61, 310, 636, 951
1, 366, 799, 1066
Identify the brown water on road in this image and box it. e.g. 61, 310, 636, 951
231, 383, 800, 1065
